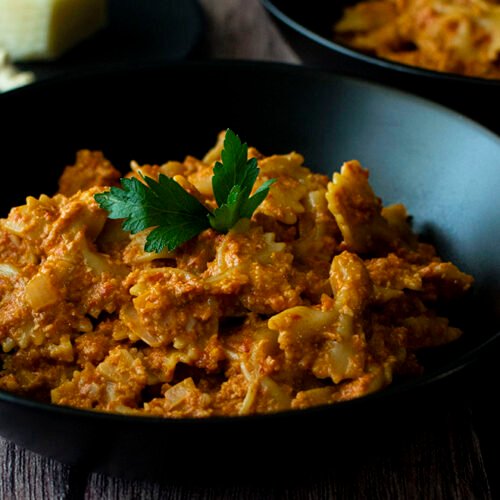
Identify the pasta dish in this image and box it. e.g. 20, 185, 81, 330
333, 0, 500, 79
0, 132, 473, 416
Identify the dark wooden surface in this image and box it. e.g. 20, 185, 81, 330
0, 1, 498, 498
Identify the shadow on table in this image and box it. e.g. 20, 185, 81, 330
67, 362, 493, 499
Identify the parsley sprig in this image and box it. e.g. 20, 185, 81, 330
94, 129, 275, 253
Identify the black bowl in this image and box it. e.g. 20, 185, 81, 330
261, 0, 500, 134
0, 61, 499, 481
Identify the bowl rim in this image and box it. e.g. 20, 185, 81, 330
261, 0, 500, 86
1, 330, 497, 425
5, 58, 500, 139
0, 58, 499, 426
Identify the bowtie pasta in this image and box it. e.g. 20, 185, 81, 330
334, 0, 500, 79
0, 133, 473, 416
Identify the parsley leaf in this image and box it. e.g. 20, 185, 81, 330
209, 129, 275, 232
212, 129, 257, 207
94, 129, 275, 253
94, 174, 211, 253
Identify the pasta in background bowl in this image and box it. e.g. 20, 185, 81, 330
0, 61, 498, 480
334, 0, 500, 80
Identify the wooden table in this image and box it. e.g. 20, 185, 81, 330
1, 1, 498, 498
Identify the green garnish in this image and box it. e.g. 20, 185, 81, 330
94, 174, 211, 253
94, 129, 275, 253
209, 129, 276, 232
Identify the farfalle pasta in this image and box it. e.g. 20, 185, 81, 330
0, 133, 473, 416
334, 0, 500, 79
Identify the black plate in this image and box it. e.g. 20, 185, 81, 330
18, 0, 204, 81
0, 61, 499, 481
261, 0, 500, 134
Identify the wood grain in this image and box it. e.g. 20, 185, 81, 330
0, 1, 496, 499
80, 407, 491, 500
0, 440, 70, 499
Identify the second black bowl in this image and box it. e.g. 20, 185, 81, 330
262, 0, 500, 134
